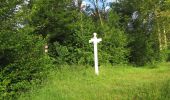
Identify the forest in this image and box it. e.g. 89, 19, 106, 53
0, 0, 170, 99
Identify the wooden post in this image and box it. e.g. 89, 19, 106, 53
89, 33, 102, 75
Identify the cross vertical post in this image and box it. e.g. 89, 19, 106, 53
89, 33, 102, 75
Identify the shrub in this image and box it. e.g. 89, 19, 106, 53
0, 27, 53, 99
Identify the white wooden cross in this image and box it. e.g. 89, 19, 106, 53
89, 33, 102, 75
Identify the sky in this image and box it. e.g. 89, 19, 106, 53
80, 0, 117, 12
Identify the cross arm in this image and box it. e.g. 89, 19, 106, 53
89, 39, 93, 43
97, 38, 102, 42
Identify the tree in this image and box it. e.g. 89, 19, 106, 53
111, 0, 166, 65
26, 0, 129, 65
0, 0, 53, 99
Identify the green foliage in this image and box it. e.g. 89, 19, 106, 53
27, 0, 170, 67
96, 29, 127, 64
24, 0, 129, 65
113, 0, 168, 65
0, 0, 170, 99
167, 45, 170, 61
0, 26, 53, 99
128, 30, 158, 65
51, 15, 128, 65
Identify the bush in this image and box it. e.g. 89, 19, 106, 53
48, 11, 129, 65
0, 27, 53, 99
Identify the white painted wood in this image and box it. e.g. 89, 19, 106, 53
89, 33, 102, 75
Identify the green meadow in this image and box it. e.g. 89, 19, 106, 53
19, 63, 170, 100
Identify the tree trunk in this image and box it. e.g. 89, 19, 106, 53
96, 0, 104, 27
158, 23, 162, 51
163, 24, 168, 49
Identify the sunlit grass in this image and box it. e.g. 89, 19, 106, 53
19, 63, 170, 100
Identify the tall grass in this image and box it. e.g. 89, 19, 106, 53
19, 63, 170, 100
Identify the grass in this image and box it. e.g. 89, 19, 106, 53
19, 63, 170, 100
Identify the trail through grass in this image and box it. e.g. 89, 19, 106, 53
20, 63, 170, 100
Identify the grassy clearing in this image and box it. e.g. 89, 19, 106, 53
19, 63, 170, 100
